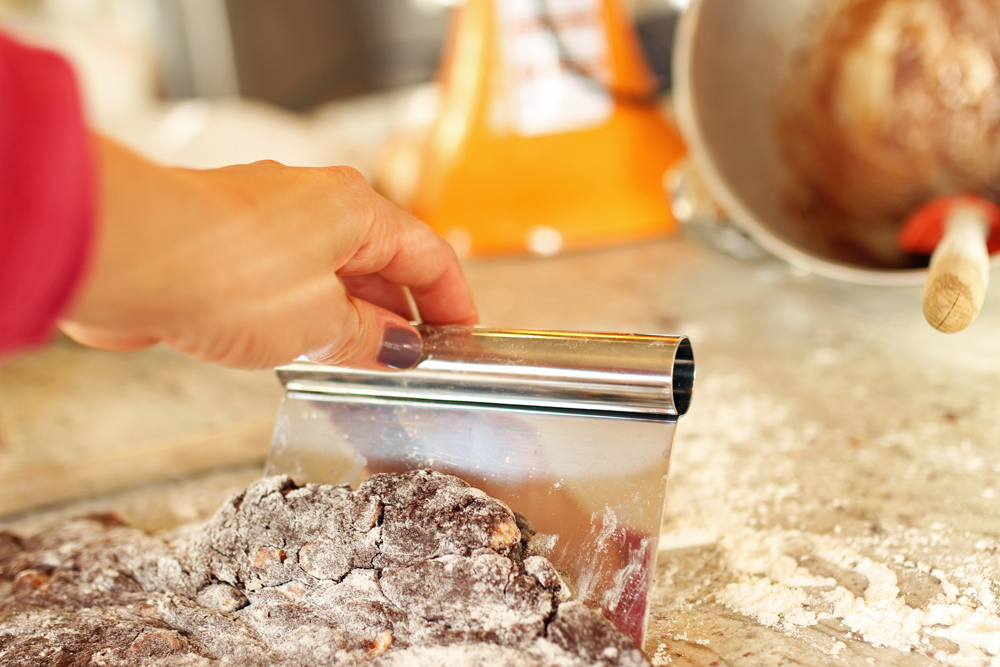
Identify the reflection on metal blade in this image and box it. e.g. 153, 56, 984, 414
266, 326, 694, 645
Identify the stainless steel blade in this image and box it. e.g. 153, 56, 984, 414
266, 325, 694, 645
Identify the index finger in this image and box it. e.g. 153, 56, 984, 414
339, 196, 479, 326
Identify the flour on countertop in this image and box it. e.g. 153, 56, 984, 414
653, 371, 1000, 666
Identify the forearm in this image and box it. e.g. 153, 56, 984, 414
63, 136, 208, 347
86, 134, 198, 317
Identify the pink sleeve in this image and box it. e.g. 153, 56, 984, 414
0, 31, 95, 359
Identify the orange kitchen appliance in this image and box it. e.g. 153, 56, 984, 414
411, 0, 686, 256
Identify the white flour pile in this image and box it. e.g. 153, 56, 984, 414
651, 369, 1000, 667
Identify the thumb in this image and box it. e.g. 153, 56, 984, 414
305, 296, 423, 371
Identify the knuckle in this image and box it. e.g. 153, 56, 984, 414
307, 330, 363, 366
324, 165, 368, 189
319, 165, 382, 233
305, 299, 370, 366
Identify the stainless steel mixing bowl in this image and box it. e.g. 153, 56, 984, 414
670, 0, 1000, 285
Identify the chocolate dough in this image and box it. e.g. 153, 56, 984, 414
0, 471, 650, 666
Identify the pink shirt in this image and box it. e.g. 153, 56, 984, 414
0, 31, 94, 358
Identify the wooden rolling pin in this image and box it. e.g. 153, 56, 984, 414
898, 197, 1000, 333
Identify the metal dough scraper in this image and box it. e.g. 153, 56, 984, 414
266, 325, 695, 645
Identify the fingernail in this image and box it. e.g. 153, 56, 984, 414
377, 326, 423, 370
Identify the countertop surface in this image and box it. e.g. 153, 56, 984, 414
471, 239, 1000, 667
3, 87, 1000, 665
4, 237, 1000, 666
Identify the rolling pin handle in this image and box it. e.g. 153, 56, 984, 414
922, 204, 991, 333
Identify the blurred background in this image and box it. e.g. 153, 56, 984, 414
0, 0, 683, 173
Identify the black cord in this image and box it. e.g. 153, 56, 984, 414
533, 0, 658, 108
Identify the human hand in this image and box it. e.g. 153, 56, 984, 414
59, 137, 478, 370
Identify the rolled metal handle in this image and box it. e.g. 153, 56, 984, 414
278, 325, 694, 417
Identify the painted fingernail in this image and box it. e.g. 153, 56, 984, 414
377, 326, 423, 370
